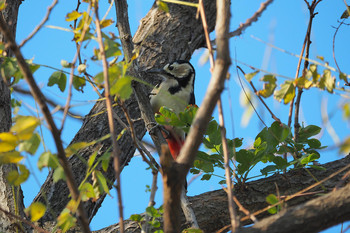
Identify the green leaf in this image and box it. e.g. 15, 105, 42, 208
65, 142, 92, 157
25, 202, 46, 222
53, 166, 66, 182
57, 209, 76, 233
258, 75, 277, 98
37, 151, 59, 170
146, 206, 160, 218
80, 182, 96, 201
130, 214, 143, 222
244, 71, 259, 82
339, 72, 348, 82
266, 194, 279, 214
296, 76, 312, 89
110, 76, 133, 100
201, 174, 212, 181
307, 138, 321, 149
298, 125, 321, 141
319, 69, 335, 93
100, 151, 111, 172
48, 71, 67, 92
269, 121, 290, 143
272, 156, 289, 169
95, 171, 110, 195
7, 164, 29, 186
72, 76, 86, 92
261, 165, 277, 176
19, 132, 41, 155
274, 80, 295, 104
65, 11, 82, 21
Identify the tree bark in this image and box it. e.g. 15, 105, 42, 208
0, 1, 29, 232
94, 155, 350, 233
34, 0, 217, 227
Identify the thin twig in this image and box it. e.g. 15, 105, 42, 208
93, 1, 124, 232
197, 0, 214, 67
332, 18, 349, 86
19, 0, 58, 48
237, 66, 281, 123
294, 0, 321, 149
12, 85, 84, 121
240, 161, 350, 222
199, 0, 238, 230
228, 0, 273, 38
60, 5, 91, 131
0, 12, 91, 233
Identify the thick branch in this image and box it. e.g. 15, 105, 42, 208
94, 155, 350, 233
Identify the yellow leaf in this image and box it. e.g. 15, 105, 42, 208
11, 116, 39, 140
0, 142, 16, 152
65, 141, 93, 157
26, 202, 46, 222
100, 19, 114, 28
0, 151, 23, 164
66, 11, 82, 22
0, 132, 18, 144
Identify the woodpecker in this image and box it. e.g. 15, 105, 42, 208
149, 60, 195, 160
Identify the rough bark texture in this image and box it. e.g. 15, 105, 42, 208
34, 0, 216, 227
94, 155, 350, 233
0, 1, 28, 232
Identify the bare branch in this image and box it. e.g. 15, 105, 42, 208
19, 0, 58, 48
0, 11, 91, 233
93, 1, 124, 231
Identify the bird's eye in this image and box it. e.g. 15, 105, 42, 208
168, 65, 174, 71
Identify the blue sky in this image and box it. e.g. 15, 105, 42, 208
13, 0, 350, 231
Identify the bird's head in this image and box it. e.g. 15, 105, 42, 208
149, 60, 195, 88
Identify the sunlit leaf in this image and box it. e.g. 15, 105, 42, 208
340, 137, 350, 154
53, 166, 66, 182
11, 115, 39, 140
19, 132, 40, 155
274, 80, 295, 104
0, 151, 23, 164
130, 214, 143, 222
80, 182, 96, 201
157, 0, 169, 12
48, 71, 67, 92
100, 19, 114, 28
37, 151, 59, 170
319, 69, 334, 93
296, 76, 312, 89
57, 209, 76, 233
73, 76, 86, 92
7, 164, 29, 186
110, 76, 133, 100
244, 71, 259, 82
0, 0, 6, 11
65, 141, 92, 157
66, 11, 82, 21
258, 74, 277, 97
25, 202, 46, 222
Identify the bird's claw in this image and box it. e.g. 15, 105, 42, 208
147, 122, 170, 138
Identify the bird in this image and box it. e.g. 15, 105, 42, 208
149, 60, 195, 160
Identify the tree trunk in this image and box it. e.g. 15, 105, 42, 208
34, 0, 217, 228
0, 1, 28, 232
